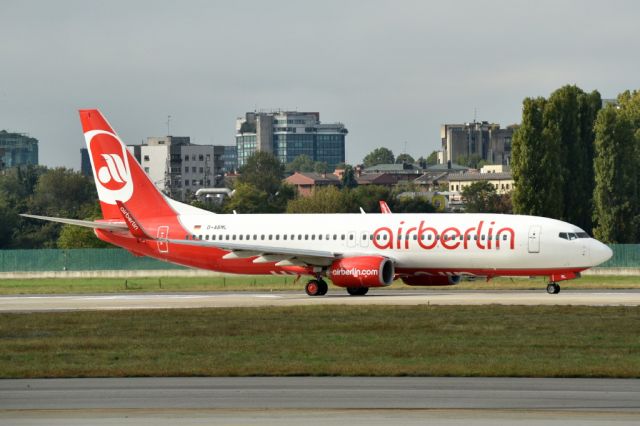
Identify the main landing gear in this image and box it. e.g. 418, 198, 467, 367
346, 287, 369, 296
305, 279, 328, 296
546, 282, 561, 294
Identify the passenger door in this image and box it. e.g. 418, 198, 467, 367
528, 225, 541, 253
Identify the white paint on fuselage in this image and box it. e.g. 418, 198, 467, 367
175, 212, 612, 272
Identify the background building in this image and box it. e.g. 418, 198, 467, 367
221, 145, 237, 173
440, 121, 516, 166
0, 130, 38, 170
125, 136, 224, 201
236, 110, 347, 168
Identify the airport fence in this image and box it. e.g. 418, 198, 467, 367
0, 245, 638, 273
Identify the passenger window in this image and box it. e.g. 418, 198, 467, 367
305, 235, 309, 240
239, 235, 243, 240
341, 235, 345, 240
349, 234, 354, 240
311, 235, 315, 240
276, 235, 280, 240
205, 235, 209, 240
318, 235, 323, 240
283, 235, 287, 240
185, 235, 189, 240
261, 235, 265, 240
333, 234, 337, 240
502, 234, 507, 240
199, 235, 203, 240
268, 235, 272, 240
225, 235, 229, 240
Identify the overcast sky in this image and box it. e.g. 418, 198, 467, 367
1, 0, 639, 169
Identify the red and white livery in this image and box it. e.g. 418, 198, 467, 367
23, 110, 613, 296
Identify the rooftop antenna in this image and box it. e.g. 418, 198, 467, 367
473, 108, 477, 123
166, 115, 172, 135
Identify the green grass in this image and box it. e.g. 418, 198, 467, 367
0, 274, 639, 295
1, 305, 639, 378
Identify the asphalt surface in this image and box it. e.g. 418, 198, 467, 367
1, 289, 640, 312
1, 377, 639, 425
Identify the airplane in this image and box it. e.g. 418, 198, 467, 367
22, 109, 613, 296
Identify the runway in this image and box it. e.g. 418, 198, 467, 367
1, 289, 639, 312
1, 377, 639, 425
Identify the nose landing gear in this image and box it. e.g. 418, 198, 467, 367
546, 282, 561, 294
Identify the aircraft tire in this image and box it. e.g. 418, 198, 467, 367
546, 282, 560, 295
305, 280, 321, 296
346, 287, 369, 296
317, 279, 328, 296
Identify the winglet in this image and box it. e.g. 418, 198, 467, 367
379, 200, 392, 214
116, 200, 151, 239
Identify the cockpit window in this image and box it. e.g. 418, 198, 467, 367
559, 231, 589, 240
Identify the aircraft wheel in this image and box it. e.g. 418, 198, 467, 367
546, 282, 560, 295
317, 279, 328, 296
305, 280, 321, 296
346, 287, 369, 296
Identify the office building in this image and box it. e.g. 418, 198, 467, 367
235, 110, 347, 168
125, 136, 224, 201
440, 121, 516, 166
0, 130, 38, 169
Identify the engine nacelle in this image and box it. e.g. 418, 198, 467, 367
328, 256, 394, 288
401, 274, 461, 286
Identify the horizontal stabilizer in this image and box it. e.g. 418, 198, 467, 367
20, 214, 128, 231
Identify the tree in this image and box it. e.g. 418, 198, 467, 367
237, 151, 284, 195
393, 196, 435, 213
362, 147, 394, 167
341, 165, 358, 189
425, 150, 438, 166
592, 104, 639, 243
461, 181, 512, 214
223, 182, 271, 214
351, 185, 392, 212
313, 161, 329, 174
545, 85, 601, 230
58, 224, 110, 248
395, 153, 415, 164
286, 186, 355, 213
285, 154, 315, 173
511, 97, 564, 219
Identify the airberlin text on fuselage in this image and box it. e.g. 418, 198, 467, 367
372, 220, 515, 251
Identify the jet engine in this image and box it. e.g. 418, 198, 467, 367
328, 256, 394, 288
401, 274, 461, 286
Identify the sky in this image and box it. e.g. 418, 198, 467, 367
1, 0, 639, 170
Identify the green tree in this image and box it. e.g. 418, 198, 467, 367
285, 154, 315, 173
395, 153, 415, 164
362, 147, 394, 167
512, 97, 564, 219
425, 150, 438, 166
286, 186, 355, 213
351, 185, 392, 212
341, 165, 358, 189
238, 151, 283, 195
461, 181, 512, 214
592, 104, 639, 242
313, 161, 329, 174
223, 182, 271, 214
57, 224, 110, 248
545, 85, 601, 230
393, 196, 435, 213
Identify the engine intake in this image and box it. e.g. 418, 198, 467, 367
328, 256, 394, 288
401, 274, 461, 286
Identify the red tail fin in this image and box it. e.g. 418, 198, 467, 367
80, 109, 176, 221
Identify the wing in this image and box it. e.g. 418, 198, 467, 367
20, 214, 128, 231
167, 238, 343, 267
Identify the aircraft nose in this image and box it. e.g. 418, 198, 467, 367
591, 241, 613, 266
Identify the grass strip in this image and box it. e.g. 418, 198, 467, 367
0, 305, 638, 378
0, 275, 639, 295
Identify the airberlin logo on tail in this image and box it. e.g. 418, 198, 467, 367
98, 154, 128, 190
85, 130, 134, 204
